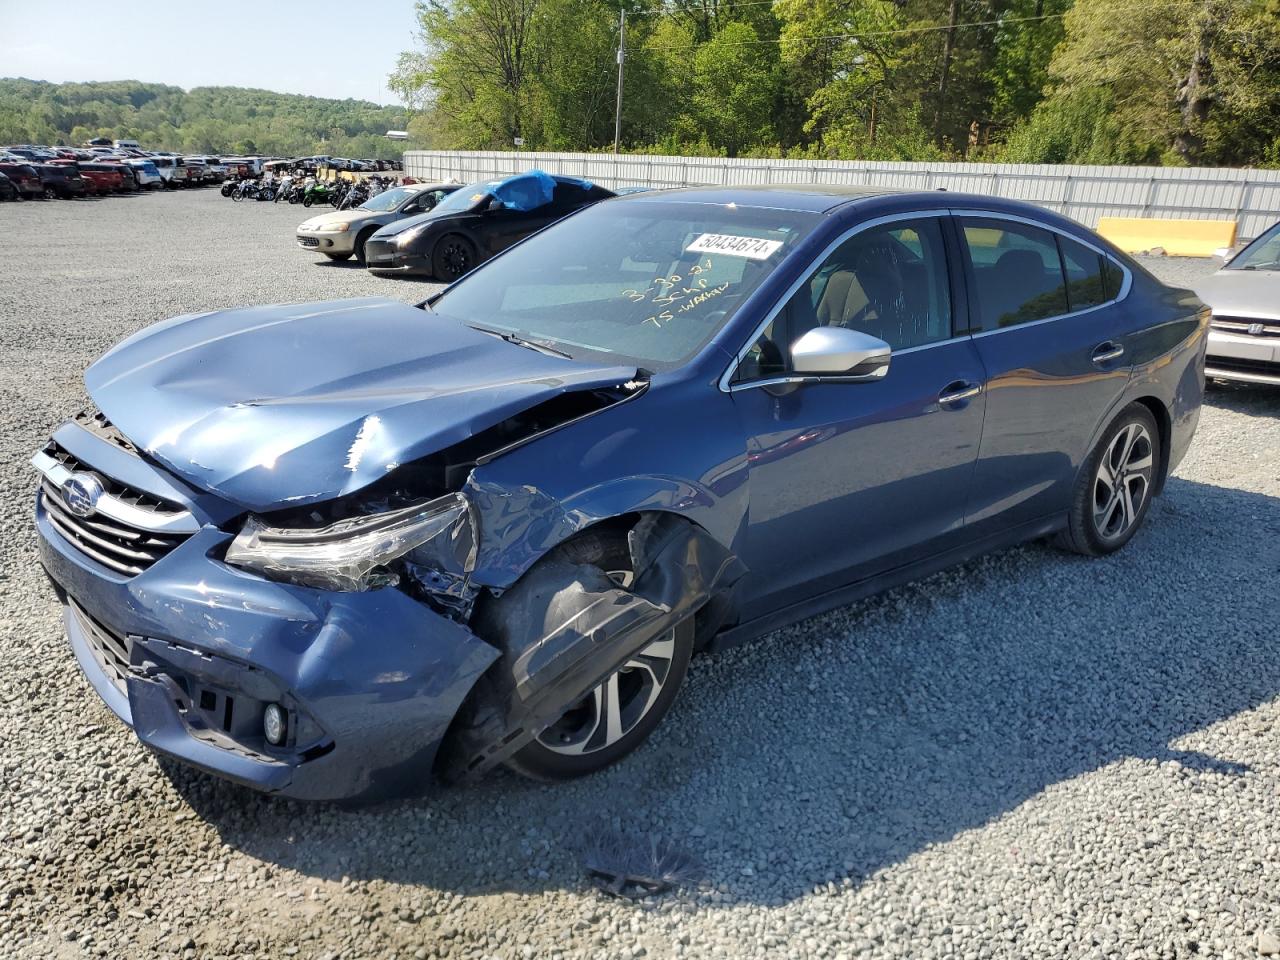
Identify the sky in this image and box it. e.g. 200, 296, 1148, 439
0, 0, 421, 104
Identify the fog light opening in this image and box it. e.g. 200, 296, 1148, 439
263, 703, 288, 745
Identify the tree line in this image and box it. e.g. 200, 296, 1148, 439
0, 79, 407, 158
390, 0, 1280, 166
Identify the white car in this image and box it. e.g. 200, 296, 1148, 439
1194, 220, 1280, 386
296, 181, 460, 264
125, 160, 163, 189
149, 156, 190, 189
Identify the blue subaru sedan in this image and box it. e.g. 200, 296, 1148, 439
32, 186, 1207, 801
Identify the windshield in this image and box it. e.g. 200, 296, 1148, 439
430, 179, 500, 215
1227, 222, 1280, 271
430, 199, 820, 368
359, 186, 418, 213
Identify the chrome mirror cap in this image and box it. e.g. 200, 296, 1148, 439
790, 327, 892, 378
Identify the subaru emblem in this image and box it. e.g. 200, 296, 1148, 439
1247, 322, 1265, 336
62, 473, 104, 518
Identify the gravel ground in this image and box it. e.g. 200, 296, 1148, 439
2, 191, 1279, 960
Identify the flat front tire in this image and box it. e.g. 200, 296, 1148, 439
1056, 403, 1160, 556
502, 533, 695, 781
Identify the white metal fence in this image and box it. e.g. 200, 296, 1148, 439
404, 150, 1280, 240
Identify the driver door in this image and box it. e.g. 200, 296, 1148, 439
730, 214, 988, 618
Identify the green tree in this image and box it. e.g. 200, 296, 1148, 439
1005, 0, 1280, 165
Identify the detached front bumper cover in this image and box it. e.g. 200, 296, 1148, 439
443, 514, 745, 781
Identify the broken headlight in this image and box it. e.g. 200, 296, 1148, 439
225, 492, 476, 592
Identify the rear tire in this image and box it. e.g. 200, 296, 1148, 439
323, 252, 353, 261
502, 532, 694, 782
1055, 403, 1160, 556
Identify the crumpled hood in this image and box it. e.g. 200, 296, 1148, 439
1194, 269, 1280, 320
87, 297, 637, 512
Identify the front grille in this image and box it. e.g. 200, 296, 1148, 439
1211, 316, 1280, 338
39, 442, 192, 576
1204, 356, 1280, 376
69, 598, 132, 695
296, 235, 319, 248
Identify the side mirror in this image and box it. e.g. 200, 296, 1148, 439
484, 196, 505, 212
1213, 246, 1233, 261
790, 327, 891, 379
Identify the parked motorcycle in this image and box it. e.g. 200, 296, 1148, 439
232, 179, 259, 202
288, 176, 313, 204
301, 181, 334, 207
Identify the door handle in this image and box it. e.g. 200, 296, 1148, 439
1092, 341, 1125, 365
938, 380, 983, 405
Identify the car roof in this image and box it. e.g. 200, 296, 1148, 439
611, 184, 1095, 229
615, 184, 901, 213
403, 181, 461, 192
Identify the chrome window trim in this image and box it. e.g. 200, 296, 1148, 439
30, 449, 201, 535
719, 210, 954, 393
948, 208, 1133, 336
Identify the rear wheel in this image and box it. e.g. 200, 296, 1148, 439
1055, 403, 1160, 556
503, 533, 694, 781
43, 186, 58, 200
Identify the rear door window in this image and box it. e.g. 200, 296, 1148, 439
1057, 235, 1109, 312
959, 218, 1069, 331
1101, 259, 1125, 300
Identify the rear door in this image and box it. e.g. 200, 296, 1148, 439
954, 214, 1133, 536
731, 213, 988, 617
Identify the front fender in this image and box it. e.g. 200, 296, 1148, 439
462, 374, 748, 590
465, 473, 739, 588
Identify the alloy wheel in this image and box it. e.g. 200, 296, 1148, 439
535, 570, 677, 757
440, 240, 472, 279
1092, 422, 1154, 541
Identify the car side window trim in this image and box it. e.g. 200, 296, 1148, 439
719, 209, 953, 393
948, 208, 1133, 339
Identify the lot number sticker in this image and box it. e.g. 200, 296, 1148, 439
685, 233, 783, 260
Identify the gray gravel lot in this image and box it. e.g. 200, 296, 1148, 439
2, 190, 1279, 960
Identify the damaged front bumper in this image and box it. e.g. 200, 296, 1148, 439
39, 524, 498, 801
33, 425, 498, 803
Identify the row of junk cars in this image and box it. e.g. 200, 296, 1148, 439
0, 139, 402, 201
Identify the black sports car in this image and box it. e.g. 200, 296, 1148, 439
364, 171, 615, 281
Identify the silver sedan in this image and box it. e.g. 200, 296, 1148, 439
296, 181, 460, 264
1195, 220, 1280, 386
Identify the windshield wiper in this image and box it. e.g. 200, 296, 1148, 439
467, 324, 572, 359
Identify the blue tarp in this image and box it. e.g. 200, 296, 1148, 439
489, 170, 593, 211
